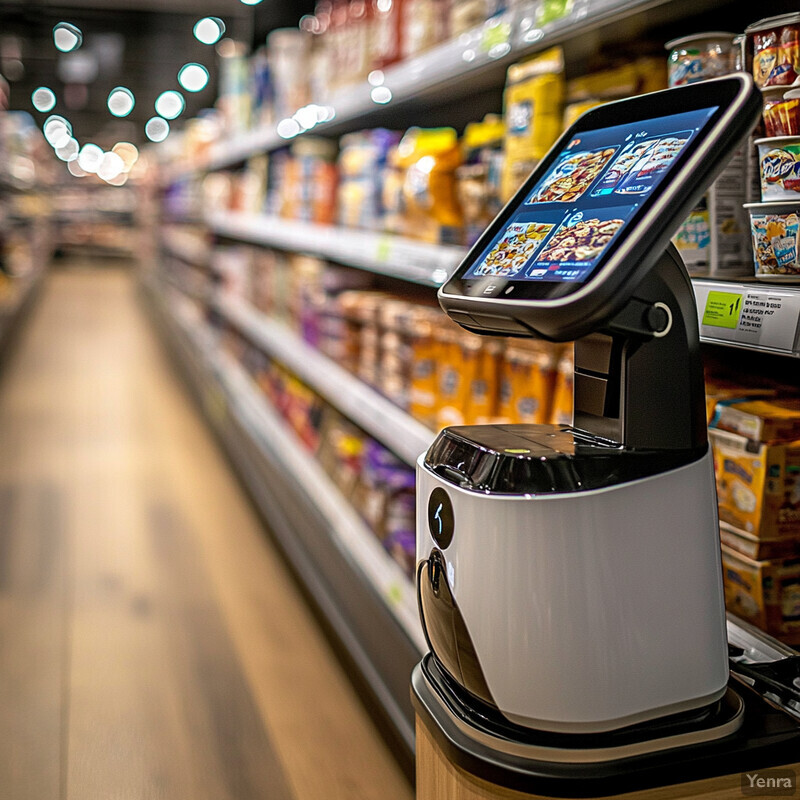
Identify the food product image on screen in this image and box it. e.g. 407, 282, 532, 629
532, 210, 627, 271
528, 147, 618, 203
457, 106, 721, 284
593, 133, 692, 197
471, 222, 555, 276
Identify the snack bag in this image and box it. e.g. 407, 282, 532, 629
397, 127, 464, 244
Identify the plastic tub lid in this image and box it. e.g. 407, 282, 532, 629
665, 32, 736, 50
744, 200, 800, 209
754, 135, 800, 145
745, 13, 800, 35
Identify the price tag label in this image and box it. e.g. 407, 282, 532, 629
482, 19, 512, 52
375, 237, 392, 263
702, 290, 743, 329
539, 0, 572, 25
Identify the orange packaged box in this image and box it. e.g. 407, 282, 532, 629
709, 427, 800, 547
498, 340, 560, 425
721, 544, 800, 645
712, 396, 800, 443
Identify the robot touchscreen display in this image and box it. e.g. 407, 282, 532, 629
462, 106, 718, 284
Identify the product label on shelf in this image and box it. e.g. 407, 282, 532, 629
696, 282, 800, 354
702, 290, 743, 329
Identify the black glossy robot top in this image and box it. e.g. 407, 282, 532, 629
424, 424, 706, 495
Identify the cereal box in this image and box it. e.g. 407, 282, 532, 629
709, 427, 800, 541
721, 544, 800, 644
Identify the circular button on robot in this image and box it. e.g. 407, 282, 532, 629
427, 488, 454, 549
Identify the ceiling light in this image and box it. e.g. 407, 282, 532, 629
107, 87, 134, 117
193, 17, 225, 45
239, 0, 264, 5
145, 117, 169, 143
53, 23, 83, 53
154, 90, 185, 120
177, 63, 209, 93
43, 115, 72, 148
294, 106, 318, 130
77, 143, 103, 173
112, 142, 138, 172
370, 86, 392, 104
276, 118, 300, 139
98, 151, 125, 182
31, 87, 56, 112
67, 160, 87, 177
56, 138, 79, 162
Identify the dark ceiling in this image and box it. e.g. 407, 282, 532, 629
0, 0, 314, 148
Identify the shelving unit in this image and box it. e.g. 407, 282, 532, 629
0, 270, 46, 364
214, 294, 436, 465
161, 226, 211, 269
144, 276, 424, 772
202, 0, 722, 170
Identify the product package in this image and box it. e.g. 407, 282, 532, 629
498, 340, 560, 424
746, 201, 800, 278
549, 347, 574, 426
721, 544, 800, 644
713, 396, 800, 443
397, 127, 464, 244
710, 428, 800, 554
671, 146, 753, 278
280, 137, 339, 224
746, 13, 800, 88
457, 114, 505, 246
337, 128, 401, 230
501, 47, 565, 201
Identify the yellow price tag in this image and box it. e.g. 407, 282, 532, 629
702, 290, 742, 330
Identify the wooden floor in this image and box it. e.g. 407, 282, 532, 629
0, 263, 413, 800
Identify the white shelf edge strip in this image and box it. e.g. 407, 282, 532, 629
207, 210, 463, 286
693, 279, 800, 356
164, 306, 425, 652
216, 294, 437, 466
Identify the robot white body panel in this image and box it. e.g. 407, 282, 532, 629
416, 449, 728, 733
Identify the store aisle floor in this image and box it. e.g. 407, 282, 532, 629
0, 262, 413, 800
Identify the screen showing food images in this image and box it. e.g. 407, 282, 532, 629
464, 106, 718, 282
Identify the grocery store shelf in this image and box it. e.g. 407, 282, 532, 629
0, 271, 44, 362
215, 294, 437, 466
161, 226, 211, 268
207, 210, 463, 286
160, 271, 210, 305
214, 350, 425, 654
694, 279, 800, 357
201, 0, 705, 171
144, 278, 424, 768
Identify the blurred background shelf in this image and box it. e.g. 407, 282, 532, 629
214, 294, 436, 466
143, 276, 424, 772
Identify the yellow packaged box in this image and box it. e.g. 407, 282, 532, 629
721, 544, 800, 645
709, 427, 800, 541
713, 396, 800, 443
501, 47, 565, 199
719, 522, 800, 560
